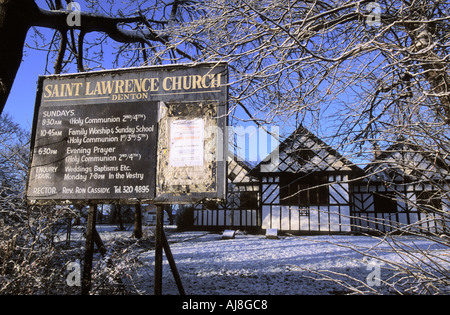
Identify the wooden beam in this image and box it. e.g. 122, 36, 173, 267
154, 204, 163, 295
81, 204, 97, 295
161, 229, 185, 295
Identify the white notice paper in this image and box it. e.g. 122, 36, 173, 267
169, 119, 204, 166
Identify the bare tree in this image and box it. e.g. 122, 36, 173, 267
0, 113, 80, 294
164, 1, 450, 134
0, 114, 29, 203
163, 0, 450, 294
0, 0, 196, 113
2, 1, 450, 142
165, 0, 450, 193
1, 0, 449, 294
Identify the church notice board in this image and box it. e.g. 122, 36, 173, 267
26, 63, 228, 205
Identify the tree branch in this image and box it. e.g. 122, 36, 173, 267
32, 8, 162, 44
77, 31, 85, 72
54, 31, 67, 74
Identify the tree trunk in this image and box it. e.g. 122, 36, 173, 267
421, 52, 450, 122
133, 204, 143, 239
0, 0, 38, 114
116, 204, 124, 231
164, 204, 174, 225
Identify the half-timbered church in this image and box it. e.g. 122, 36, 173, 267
250, 125, 360, 233
191, 127, 449, 235
351, 139, 450, 234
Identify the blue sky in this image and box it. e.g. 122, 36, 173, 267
3, 1, 278, 163
4, 34, 50, 130
5, 55, 277, 163
4, 0, 120, 130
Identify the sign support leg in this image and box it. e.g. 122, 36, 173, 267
162, 229, 185, 295
154, 204, 185, 295
133, 204, 143, 239
154, 204, 163, 295
82, 204, 97, 295
93, 228, 107, 257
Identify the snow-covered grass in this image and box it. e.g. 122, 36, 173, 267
81, 226, 449, 295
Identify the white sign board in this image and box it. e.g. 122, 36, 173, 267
169, 119, 204, 167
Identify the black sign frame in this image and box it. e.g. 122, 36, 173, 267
26, 62, 228, 205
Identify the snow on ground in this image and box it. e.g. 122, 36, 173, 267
61, 225, 449, 295
118, 228, 449, 295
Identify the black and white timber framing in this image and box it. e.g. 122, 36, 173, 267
351, 139, 450, 234
191, 128, 449, 235
250, 125, 361, 233
193, 154, 260, 230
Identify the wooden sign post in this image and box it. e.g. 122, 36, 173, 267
81, 204, 97, 295
154, 204, 185, 295
154, 204, 163, 295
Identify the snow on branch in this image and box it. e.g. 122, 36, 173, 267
32, 7, 165, 44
